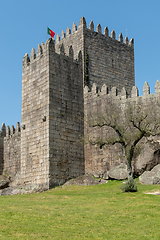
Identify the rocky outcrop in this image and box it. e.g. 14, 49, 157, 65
63, 174, 107, 186
134, 142, 160, 176
108, 164, 128, 180
0, 184, 47, 196
139, 164, 160, 184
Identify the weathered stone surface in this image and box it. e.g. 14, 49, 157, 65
108, 164, 128, 180
63, 174, 107, 186
0, 124, 6, 174
0, 136, 4, 175
4, 124, 21, 178
0, 175, 10, 189
134, 143, 160, 176
103, 171, 109, 180
21, 38, 84, 189
94, 173, 100, 178
0, 184, 47, 196
139, 164, 160, 184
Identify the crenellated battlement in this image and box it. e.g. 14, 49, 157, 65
4, 122, 21, 138
23, 38, 82, 68
23, 39, 51, 67
0, 123, 6, 137
23, 17, 134, 69
84, 80, 160, 101
23, 38, 54, 67
55, 17, 134, 47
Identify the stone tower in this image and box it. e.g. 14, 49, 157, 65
21, 39, 84, 189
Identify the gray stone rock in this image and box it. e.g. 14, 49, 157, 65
0, 175, 10, 189
103, 171, 109, 180
139, 172, 155, 185
139, 164, 160, 184
134, 142, 160, 176
0, 184, 47, 196
108, 164, 128, 180
152, 164, 160, 175
63, 174, 108, 186
93, 173, 100, 178
100, 179, 107, 184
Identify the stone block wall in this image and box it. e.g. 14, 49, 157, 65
84, 80, 160, 177
55, 18, 84, 64
21, 40, 50, 189
49, 41, 84, 187
84, 85, 124, 176
21, 38, 84, 189
84, 26, 134, 94
54, 17, 135, 94
55, 17, 85, 82
0, 135, 4, 174
3, 123, 21, 178
0, 123, 6, 174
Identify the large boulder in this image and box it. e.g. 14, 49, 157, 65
0, 175, 10, 189
139, 164, 160, 184
108, 164, 128, 180
134, 142, 160, 176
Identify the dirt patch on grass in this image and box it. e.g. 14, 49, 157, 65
144, 189, 160, 195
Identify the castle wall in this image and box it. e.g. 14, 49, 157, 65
3, 123, 21, 178
0, 136, 4, 174
0, 17, 138, 187
84, 81, 160, 177
0, 123, 6, 175
21, 41, 50, 189
49, 41, 84, 187
84, 86, 124, 176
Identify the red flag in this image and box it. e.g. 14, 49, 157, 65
47, 27, 55, 38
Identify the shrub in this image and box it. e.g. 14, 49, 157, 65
121, 177, 138, 193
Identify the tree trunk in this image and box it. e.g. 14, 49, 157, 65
122, 146, 133, 179
126, 160, 133, 179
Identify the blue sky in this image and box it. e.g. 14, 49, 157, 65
0, 0, 160, 127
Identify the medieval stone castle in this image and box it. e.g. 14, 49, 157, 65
0, 17, 159, 190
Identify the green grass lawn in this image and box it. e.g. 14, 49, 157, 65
0, 180, 160, 240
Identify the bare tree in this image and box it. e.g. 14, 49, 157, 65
88, 98, 160, 180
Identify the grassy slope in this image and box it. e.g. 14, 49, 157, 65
0, 180, 160, 240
